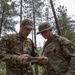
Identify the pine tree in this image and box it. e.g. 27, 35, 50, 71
0, 0, 19, 36
57, 5, 75, 43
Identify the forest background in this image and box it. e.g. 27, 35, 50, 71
0, 0, 75, 75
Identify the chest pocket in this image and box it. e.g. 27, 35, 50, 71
5, 38, 18, 54
44, 42, 60, 57
23, 39, 32, 54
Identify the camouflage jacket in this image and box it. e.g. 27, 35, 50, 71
42, 35, 75, 75
0, 33, 35, 75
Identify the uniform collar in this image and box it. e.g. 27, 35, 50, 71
47, 34, 58, 42
16, 33, 27, 40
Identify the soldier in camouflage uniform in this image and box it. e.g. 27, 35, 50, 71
0, 19, 35, 75
37, 22, 75, 75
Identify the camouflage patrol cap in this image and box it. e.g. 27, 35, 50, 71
37, 22, 52, 34
21, 19, 34, 29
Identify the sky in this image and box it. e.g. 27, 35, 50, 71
57, 0, 75, 19
15, 0, 75, 47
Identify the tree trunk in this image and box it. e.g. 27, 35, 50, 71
50, 0, 61, 35
20, 0, 22, 23
0, 9, 4, 36
32, 0, 38, 75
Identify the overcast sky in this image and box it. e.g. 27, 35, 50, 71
57, 0, 75, 18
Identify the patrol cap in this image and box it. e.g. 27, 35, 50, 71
37, 22, 52, 34
21, 19, 34, 29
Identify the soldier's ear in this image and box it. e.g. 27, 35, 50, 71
20, 24, 22, 28
20, 24, 23, 29
49, 28, 52, 31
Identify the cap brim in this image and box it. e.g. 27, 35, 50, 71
37, 27, 52, 34
26, 26, 34, 29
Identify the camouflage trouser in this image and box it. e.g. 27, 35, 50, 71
6, 67, 33, 75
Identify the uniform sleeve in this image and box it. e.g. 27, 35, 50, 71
0, 39, 18, 62
62, 43, 75, 75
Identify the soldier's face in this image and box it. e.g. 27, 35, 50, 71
20, 25, 32, 38
41, 30, 52, 39
41, 30, 50, 39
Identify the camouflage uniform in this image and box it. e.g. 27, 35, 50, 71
42, 35, 75, 75
0, 34, 34, 75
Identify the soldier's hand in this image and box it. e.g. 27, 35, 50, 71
39, 57, 48, 65
17, 54, 32, 63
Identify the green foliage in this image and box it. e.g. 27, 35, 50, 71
57, 5, 75, 43
36, 47, 43, 75
0, 0, 19, 35
0, 62, 6, 75
23, 0, 44, 19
